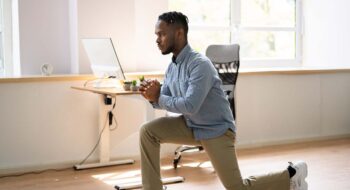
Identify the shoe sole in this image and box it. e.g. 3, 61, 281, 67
296, 161, 308, 190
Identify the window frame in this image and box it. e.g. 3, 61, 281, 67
0, 0, 15, 77
0, 0, 4, 76
170, 0, 303, 68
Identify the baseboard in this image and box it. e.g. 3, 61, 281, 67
235, 134, 350, 149
0, 160, 79, 177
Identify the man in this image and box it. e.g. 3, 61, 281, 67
139, 11, 308, 190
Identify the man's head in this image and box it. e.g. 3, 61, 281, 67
155, 11, 189, 55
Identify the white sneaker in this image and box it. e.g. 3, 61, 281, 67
289, 161, 308, 190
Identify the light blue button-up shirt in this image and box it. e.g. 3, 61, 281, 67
153, 44, 235, 140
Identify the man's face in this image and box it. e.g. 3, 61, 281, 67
155, 20, 176, 55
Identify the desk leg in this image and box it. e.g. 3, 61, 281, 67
74, 95, 134, 170
99, 94, 111, 163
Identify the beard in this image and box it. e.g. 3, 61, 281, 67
161, 45, 174, 55
160, 35, 175, 55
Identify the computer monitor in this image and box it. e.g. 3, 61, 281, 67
81, 38, 125, 80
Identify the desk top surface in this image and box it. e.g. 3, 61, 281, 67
72, 86, 141, 96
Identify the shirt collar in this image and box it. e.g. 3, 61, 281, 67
172, 44, 191, 65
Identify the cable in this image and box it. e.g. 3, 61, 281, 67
109, 97, 118, 131
84, 77, 112, 87
0, 167, 72, 179
83, 78, 99, 87
77, 114, 109, 166
110, 116, 118, 131
78, 96, 118, 165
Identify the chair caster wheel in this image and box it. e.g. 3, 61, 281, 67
173, 155, 181, 169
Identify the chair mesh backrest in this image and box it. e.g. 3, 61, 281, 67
206, 44, 240, 86
206, 44, 240, 118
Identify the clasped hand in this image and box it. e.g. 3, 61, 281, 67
139, 79, 161, 103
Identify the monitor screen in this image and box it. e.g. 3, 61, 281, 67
81, 38, 125, 80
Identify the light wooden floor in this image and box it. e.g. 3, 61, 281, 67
1, 138, 349, 190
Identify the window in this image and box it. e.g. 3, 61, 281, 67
169, 0, 301, 67
0, 0, 14, 77
0, 0, 4, 76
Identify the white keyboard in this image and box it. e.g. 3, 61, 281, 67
92, 79, 122, 89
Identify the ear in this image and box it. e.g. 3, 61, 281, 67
176, 28, 185, 40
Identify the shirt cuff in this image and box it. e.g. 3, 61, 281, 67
150, 101, 161, 109
158, 94, 169, 110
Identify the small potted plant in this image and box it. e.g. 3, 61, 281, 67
131, 80, 138, 91
123, 80, 132, 91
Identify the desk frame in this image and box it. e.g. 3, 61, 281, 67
72, 86, 185, 190
72, 87, 139, 170
71, 86, 184, 189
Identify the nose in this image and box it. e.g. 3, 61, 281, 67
156, 37, 161, 44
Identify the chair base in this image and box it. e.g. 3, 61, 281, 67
173, 145, 204, 169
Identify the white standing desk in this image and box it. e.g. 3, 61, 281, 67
72, 86, 143, 169
71, 86, 184, 189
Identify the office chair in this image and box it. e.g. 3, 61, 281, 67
173, 44, 240, 169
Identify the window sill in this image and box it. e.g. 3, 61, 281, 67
0, 75, 95, 83
0, 72, 164, 84
1, 68, 349, 84
239, 66, 350, 75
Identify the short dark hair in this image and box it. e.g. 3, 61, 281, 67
158, 11, 189, 36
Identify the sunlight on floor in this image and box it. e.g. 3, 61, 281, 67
91, 161, 213, 186
179, 161, 212, 169
92, 170, 141, 186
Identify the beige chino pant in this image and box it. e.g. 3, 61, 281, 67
140, 116, 290, 190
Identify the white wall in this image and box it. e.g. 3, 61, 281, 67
236, 73, 350, 146
0, 79, 170, 173
18, 0, 71, 75
1, 72, 350, 173
303, 0, 350, 68
0, 81, 99, 171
